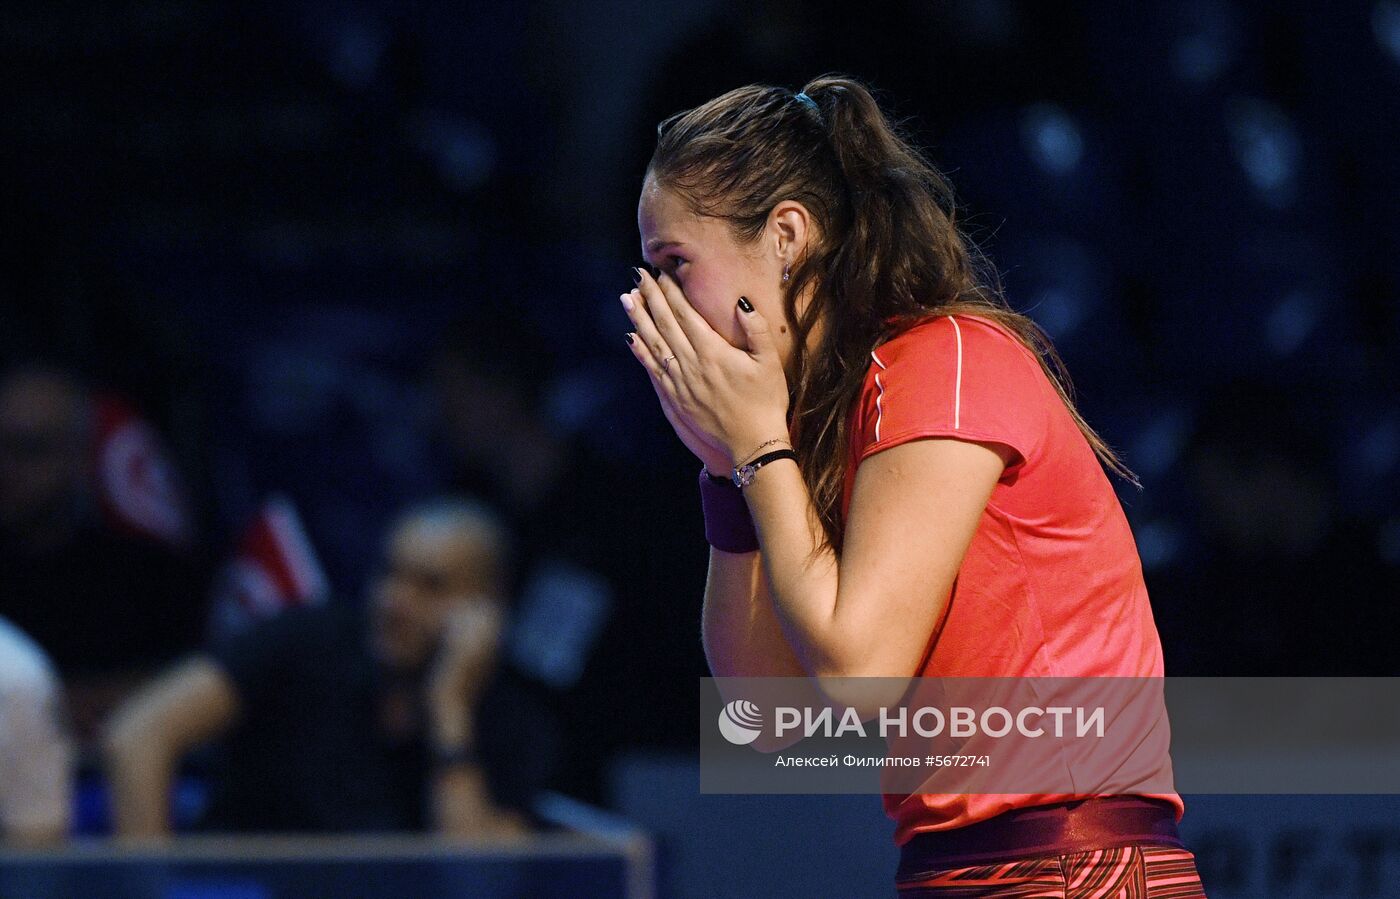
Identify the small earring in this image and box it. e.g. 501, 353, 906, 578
782, 264, 790, 284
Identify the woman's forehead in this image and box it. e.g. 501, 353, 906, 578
639, 183, 707, 254
641, 183, 728, 250
638, 178, 687, 231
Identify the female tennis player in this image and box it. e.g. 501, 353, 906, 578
620, 76, 1208, 896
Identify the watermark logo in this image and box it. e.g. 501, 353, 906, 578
718, 699, 764, 745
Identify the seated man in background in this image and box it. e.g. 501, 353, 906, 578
104, 498, 540, 838
0, 363, 202, 745
0, 614, 73, 846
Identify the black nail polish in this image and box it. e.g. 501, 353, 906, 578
624, 332, 635, 345
737, 296, 754, 313
631, 267, 643, 285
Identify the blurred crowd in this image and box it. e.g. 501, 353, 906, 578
0, 328, 705, 842
0, 360, 573, 842
1, 0, 1398, 846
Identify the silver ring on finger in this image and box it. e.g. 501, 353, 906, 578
662, 354, 678, 373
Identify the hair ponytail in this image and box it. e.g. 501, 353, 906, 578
649, 75, 1139, 552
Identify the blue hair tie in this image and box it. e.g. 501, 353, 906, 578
794, 91, 819, 114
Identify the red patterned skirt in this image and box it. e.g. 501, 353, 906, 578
895, 843, 1208, 897
894, 797, 1208, 897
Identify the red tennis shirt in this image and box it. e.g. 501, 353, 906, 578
839, 312, 1183, 846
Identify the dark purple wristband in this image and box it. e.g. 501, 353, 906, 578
698, 466, 760, 553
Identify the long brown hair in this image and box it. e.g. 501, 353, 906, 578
648, 75, 1139, 551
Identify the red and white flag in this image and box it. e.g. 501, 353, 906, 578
93, 393, 191, 548
210, 494, 330, 635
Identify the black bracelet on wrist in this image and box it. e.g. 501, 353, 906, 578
731, 448, 798, 489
